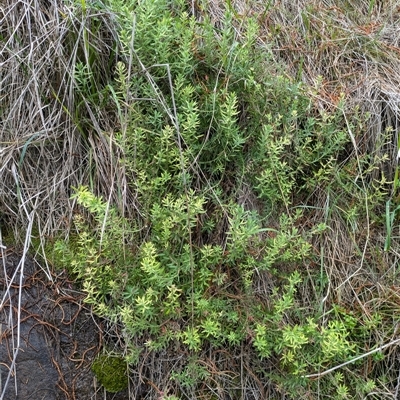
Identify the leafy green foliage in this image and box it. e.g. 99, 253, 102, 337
53, 0, 392, 398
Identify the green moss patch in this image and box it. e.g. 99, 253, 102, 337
91, 354, 128, 393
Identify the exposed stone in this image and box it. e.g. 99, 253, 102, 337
0, 252, 130, 399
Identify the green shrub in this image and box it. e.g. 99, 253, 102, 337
53, 0, 389, 398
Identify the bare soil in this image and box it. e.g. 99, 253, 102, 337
0, 252, 130, 400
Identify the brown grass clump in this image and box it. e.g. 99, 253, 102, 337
0, 0, 134, 241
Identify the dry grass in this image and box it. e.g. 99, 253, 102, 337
206, 0, 400, 159
0, 0, 134, 241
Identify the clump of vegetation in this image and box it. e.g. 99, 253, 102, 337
91, 353, 128, 393
2, 0, 400, 399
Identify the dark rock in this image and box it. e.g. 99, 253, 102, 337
0, 252, 130, 399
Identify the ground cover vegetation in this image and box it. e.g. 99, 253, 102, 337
1, 0, 400, 398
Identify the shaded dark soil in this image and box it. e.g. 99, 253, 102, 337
0, 252, 130, 399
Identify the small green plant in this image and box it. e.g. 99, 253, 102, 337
384, 199, 400, 251
170, 356, 210, 388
